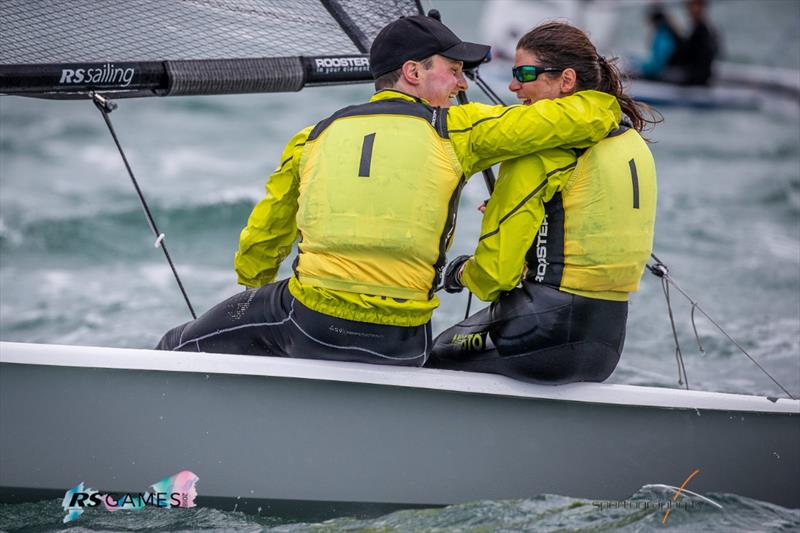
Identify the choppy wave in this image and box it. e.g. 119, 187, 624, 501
2, 489, 798, 532
759, 177, 800, 215
0, 197, 256, 260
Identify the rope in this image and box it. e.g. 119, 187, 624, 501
90, 92, 197, 320
647, 254, 795, 400
690, 303, 705, 353
649, 261, 688, 388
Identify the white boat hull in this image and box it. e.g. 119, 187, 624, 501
1, 341, 798, 517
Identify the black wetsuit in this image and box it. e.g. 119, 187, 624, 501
426, 281, 627, 384
156, 279, 430, 366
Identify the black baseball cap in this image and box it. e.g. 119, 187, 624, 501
369, 15, 491, 79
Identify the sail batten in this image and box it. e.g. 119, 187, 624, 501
0, 0, 424, 98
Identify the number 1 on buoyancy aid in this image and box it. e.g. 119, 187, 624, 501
526, 125, 657, 301
295, 99, 465, 301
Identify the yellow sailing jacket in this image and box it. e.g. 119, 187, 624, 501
235, 89, 621, 326
463, 125, 657, 302
295, 99, 462, 301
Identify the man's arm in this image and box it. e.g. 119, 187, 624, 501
234, 126, 312, 287
461, 149, 576, 301
446, 90, 620, 178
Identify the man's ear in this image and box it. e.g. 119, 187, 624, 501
561, 68, 577, 93
401, 60, 421, 86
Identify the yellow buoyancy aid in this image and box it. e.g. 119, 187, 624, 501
295, 98, 464, 301
527, 126, 657, 300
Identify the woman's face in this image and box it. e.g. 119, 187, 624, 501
508, 48, 570, 105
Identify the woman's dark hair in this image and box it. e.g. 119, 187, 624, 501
517, 22, 661, 133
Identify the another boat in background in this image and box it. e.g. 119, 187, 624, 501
479, 0, 800, 112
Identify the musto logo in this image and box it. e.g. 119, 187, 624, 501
61, 470, 198, 523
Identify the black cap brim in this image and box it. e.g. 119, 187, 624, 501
440, 41, 491, 69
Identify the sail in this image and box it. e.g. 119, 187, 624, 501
0, 0, 423, 98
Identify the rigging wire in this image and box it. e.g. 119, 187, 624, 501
465, 70, 507, 106
90, 92, 197, 320
647, 254, 795, 400
649, 261, 689, 389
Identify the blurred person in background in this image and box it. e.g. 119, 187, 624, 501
635, 5, 683, 82
673, 0, 720, 85
634, 0, 720, 85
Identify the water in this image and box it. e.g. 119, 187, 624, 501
1, 0, 799, 531
2, 490, 800, 532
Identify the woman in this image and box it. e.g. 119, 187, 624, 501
637, 7, 683, 81
426, 22, 659, 384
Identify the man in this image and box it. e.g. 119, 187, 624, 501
674, 0, 719, 85
156, 14, 621, 365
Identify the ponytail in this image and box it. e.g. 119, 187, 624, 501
596, 54, 661, 133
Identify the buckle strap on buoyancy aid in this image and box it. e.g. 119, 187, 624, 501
606, 123, 631, 138
574, 122, 632, 158
308, 98, 450, 141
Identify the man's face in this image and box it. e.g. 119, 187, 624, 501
415, 55, 468, 107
